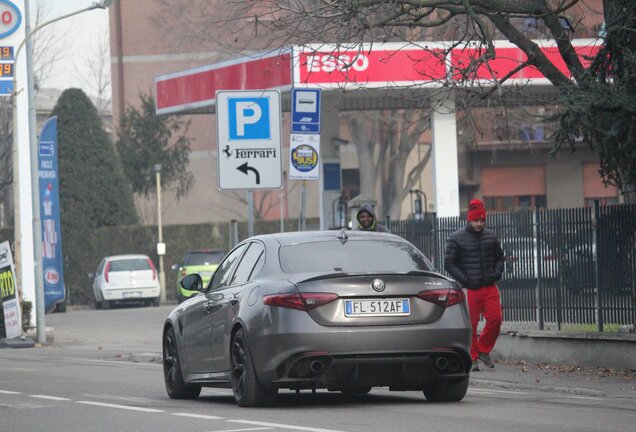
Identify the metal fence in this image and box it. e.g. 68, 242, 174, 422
389, 203, 636, 332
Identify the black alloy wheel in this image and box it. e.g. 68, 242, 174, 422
163, 327, 201, 399
230, 328, 277, 407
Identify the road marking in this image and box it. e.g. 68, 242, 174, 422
228, 420, 347, 432
469, 388, 528, 395
560, 395, 607, 401
77, 401, 164, 413
203, 388, 233, 395
81, 359, 161, 367
30, 395, 72, 401
206, 428, 272, 432
172, 412, 225, 420
0, 390, 21, 394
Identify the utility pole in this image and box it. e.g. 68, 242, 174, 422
155, 164, 166, 303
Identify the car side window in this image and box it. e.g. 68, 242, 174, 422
229, 242, 265, 286
247, 251, 265, 282
207, 244, 247, 291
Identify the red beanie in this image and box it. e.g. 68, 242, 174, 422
467, 199, 486, 222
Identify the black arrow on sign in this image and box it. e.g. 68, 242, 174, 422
237, 162, 261, 185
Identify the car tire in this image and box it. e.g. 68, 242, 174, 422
340, 386, 372, 395
152, 297, 160, 307
163, 327, 201, 399
55, 302, 67, 313
101, 300, 111, 310
423, 377, 469, 402
230, 328, 277, 407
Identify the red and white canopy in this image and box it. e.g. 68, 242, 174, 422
155, 39, 602, 115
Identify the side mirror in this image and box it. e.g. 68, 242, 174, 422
171, 264, 179, 271
180, 273, 203, 292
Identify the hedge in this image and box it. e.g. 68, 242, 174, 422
0, 218, 318, 305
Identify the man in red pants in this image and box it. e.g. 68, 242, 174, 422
444, 199, 505, 371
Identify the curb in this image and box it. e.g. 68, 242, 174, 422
469, 378, 605, 397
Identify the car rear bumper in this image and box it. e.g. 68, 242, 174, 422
269, 349, 469, 390
102, 286, 160, 301
249, 306, 471, 389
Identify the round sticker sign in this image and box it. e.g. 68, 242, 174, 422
44, 267, 60, 286
291, 144, 318, 172
0, 1, 22, 39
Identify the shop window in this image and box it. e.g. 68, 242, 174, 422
484, 195, 547, 212
341, 169, 360, 201
584, 197, 619, 207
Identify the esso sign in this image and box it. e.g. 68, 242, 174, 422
0, 0, 21, 39
305, 53, 369, 73
44, 267, 60, 285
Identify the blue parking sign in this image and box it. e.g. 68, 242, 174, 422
228, 97, 271, 140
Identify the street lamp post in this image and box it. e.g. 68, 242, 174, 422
12, 0, 114, 344
154, 164, 166, 304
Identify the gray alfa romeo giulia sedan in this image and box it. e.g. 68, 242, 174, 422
162, 230, 472, 407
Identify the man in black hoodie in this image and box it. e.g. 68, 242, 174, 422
355, 204, 389, 232
444, 199, 504, 372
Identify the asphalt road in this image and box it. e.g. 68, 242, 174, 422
0, 305, 634, 432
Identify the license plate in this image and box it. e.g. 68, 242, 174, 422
123, 291, 142, 299
344, 298, 410, 317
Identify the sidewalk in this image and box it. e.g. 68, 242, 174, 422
470, 358, 636, 400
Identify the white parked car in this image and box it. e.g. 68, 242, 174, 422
92, 254, 161, 309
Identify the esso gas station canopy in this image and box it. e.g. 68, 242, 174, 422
155, 39, 601, 115
154, 38, 601, 219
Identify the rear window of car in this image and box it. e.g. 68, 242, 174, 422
279, 240, 434, 274
183, 252, 225, 266
109, 258, 151, 272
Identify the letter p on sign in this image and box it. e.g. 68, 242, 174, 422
228, 97, 271, 140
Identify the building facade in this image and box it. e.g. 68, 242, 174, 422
109, 0, 617, 228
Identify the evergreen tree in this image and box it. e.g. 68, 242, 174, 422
117, 92, 193, 200
51, 88, 137, 303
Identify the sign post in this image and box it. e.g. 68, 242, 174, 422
216, 90, 283, 236
289, 89, 321, 230
216, 90, 283, 191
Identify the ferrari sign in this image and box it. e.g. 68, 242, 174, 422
216, 90, 283, 190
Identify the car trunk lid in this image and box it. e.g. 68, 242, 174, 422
290, 272, 459, 326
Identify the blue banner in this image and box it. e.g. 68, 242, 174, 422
37, 117, 65, 312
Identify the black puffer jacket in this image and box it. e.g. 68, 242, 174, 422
444, 225, 505, 290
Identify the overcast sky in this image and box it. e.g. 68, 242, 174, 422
38, 0, 110, 98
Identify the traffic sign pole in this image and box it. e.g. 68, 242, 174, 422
247, 190, 254, 237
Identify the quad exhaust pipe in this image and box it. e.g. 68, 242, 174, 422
291, 359, 327, 378
310, 360, 324, 374
433, 355, 462, 374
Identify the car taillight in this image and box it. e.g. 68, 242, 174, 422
104, 261, 111, 283
263, 293, 339, 311
147, 258, 157, 280
417, 288, 465, 307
